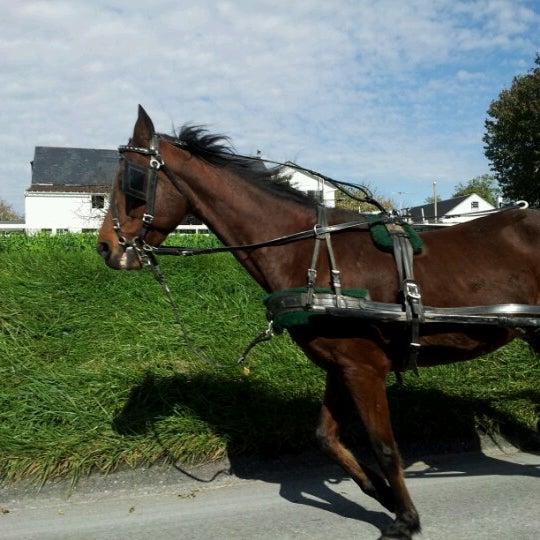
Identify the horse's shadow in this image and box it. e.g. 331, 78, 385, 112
112, 370, 539, 535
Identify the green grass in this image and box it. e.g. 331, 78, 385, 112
0, 232, 538, 486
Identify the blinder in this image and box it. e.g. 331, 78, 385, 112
121, 157, 151, 203
108, 136, 165, 261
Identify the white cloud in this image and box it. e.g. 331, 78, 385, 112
1, 0, 539, 213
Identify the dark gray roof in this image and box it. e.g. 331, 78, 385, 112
30, 146, 119, 188
405, 195, 471, 221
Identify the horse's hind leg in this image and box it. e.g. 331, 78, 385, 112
317, 369, 396, 512
342, 362, 420, 539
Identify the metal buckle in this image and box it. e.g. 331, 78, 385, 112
150, 154, 163, 169
313, 223, 326, 239
404, 281, 421, 300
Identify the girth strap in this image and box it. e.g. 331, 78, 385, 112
387, 223, 423, 374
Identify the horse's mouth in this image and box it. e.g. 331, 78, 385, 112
119, 246, 143, 270
97, 242, 142, 271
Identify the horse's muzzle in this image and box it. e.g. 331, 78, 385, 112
96, 241, 142, 270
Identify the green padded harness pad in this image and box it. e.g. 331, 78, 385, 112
368, 217, 423, 254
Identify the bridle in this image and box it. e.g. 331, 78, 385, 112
110, 133, 189, 266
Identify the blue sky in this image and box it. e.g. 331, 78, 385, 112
1, 0, 539, 215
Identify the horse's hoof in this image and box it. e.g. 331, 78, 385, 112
379, 510, 420, 539
378, 534, 412, 540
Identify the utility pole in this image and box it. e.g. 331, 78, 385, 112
433, 181, 438, 223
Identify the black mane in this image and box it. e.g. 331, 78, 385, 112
162, 126, 316, 206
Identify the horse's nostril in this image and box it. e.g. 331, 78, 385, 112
97, 242, 111, 260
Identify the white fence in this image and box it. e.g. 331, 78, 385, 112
0, 223, 208, 234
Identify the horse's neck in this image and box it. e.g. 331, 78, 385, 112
182, 164, 315, 291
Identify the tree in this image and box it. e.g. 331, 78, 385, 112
334, 183, 396, 213
451, 174, 499, 206
0, 199, 21, 221
483, 54, 540, 205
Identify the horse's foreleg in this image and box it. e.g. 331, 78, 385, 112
316, 370, 395, 512
343, 364, 420, 539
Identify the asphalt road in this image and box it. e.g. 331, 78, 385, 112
1, 448, 539, 540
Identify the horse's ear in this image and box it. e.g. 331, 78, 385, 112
132, 105, 155, 145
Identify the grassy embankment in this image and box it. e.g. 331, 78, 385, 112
0, 232, 538, 486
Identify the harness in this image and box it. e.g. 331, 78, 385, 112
110, 134, 540, 374
248, 205, 423, 373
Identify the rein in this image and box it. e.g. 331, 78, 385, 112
150, 219, 374, 256
140, 253, 219, 367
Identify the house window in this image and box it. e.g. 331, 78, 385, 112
92, 195, 105, 209
471, 201, 479, 210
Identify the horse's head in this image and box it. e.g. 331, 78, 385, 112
97, 106, 190, 270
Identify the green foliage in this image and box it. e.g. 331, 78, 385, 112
483, 54, 540, 205
451, 174, 499, 206
0, 233, 538, 486
335, 183, 396, 212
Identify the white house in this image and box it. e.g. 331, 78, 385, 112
25, 146, 117, 234
404, 194, 495, 225
282, 162, 336, 207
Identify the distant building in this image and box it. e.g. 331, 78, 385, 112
25, 146, 117, 234
404, 194, 495, 225
282, 163, 336, 207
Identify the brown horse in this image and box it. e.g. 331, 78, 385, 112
97, 106, 540, 539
